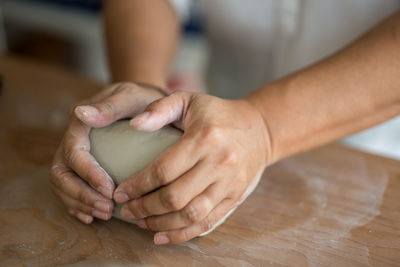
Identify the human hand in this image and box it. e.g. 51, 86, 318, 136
50, 82, 165, 224
114, 92, 271, 244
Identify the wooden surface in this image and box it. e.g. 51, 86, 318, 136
0, 56, 400, 266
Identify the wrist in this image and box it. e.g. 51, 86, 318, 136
239, 98, 275, 166
244, 77, 320, 164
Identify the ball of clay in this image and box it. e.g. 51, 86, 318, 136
89, 120, 182, 223
90, 120, 234, 236
90, 120, 182, 185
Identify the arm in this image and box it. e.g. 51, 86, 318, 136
113, 11, 400, 245
104, 0, 179, 89
246, 10, 400, 163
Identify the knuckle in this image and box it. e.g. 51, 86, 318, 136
77, 202, 93, 214
199, 216, 215, 233
97, 101, 116, 118
76, 188, 92, 206
152, 162, 170, 185
182, 204, 202, 224
63, 146, 91, 179
120, 183, 137, 199
112, 82, 137, 95
218, 149, 239, 166
66, 134, 90, 152
132, 199, 149, 217
200, 125, 223, 143
69, 151, 81, 169
179, 230, 191, 243
50, 164, 61, 181
160, 189, 183, 211
50, 165, 69, 188
165, 92, 183, 106
145, 218, 158, 231
63, 145, 79, 166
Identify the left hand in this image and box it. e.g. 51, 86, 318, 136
114, 92, 271, 244
50, 82, 165, 224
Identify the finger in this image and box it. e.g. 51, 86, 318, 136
119, 160, 213, 220
62, 120, 115, 198
74, 83, 160, 128
114, 136, 198, 203
51, 186, 94, 215
52, 186, 112, 221
137, 182, 226, 231
130, 91, 191, 132
50, 163, 114, 213
71, 210, 93, 224
153, 198, 236, 245
57, 197, 94, 224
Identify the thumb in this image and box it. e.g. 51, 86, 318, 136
74, 87, 152, 128
75, 100, 125, 128
130, 92, 190, 131
74, 104, 113, 128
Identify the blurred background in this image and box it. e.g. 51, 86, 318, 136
0, 0, 208, 85
0, 0, 399, 159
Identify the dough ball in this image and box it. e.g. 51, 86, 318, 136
90, 120, 182, 223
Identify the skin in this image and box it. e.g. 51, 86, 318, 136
51, 0, 177, 224
50, 0, 400, 245
50, 83, 165, 223
104, 0, 178, 88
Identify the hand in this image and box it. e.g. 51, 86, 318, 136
50, 82, 165, 224
114, 92, 271, 244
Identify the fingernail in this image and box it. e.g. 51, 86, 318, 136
74, 105, 98, 122
130, 111, 151, 127
94, 201, 111, 213
92, 210, 111, 220
136, 219, 148, 229
76, 212, 93, 224
121, 205, 136, 220
154, 233, 170, 245
97, 186, 113, 199
114, 191, 130, 203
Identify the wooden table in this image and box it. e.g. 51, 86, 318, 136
0, 56, 399, 266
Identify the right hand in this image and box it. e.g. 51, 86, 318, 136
50, 82, 165, 224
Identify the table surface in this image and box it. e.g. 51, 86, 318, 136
0, 56, 399, 266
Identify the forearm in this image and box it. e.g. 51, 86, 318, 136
104, 0, 179, 89
246, 11, 400, 163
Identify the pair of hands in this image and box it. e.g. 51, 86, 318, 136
50, 82, 270, 244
